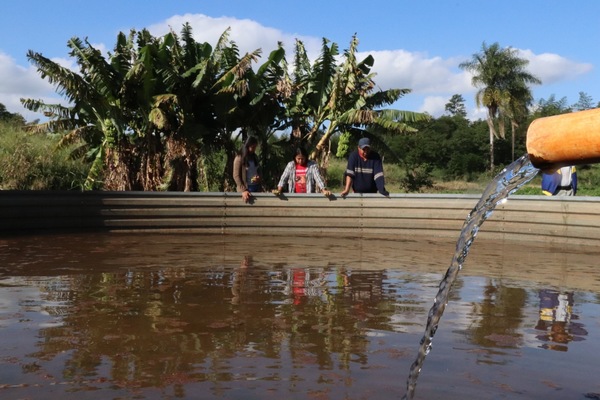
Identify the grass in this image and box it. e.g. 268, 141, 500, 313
0, 122, 90, 190
325, 157, 489, 194
325, 157, 600, 196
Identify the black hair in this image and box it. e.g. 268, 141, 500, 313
240, 136, 259, 166
294, 147, 309, 159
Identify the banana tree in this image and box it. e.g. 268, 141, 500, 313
22, 34, 145, 190
280, 35, 429, 169
213, 42, 289, 189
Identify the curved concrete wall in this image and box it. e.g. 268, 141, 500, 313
1, 191, 600, 245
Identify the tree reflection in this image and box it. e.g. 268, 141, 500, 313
26, 263, 410, 395
465, 279, 528, 353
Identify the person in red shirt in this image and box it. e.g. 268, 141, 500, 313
274, 147, 330, 195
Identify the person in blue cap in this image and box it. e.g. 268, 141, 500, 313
340, 137, 389, 197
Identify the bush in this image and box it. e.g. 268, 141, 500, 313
446, 153, 487, 181
399, 163, 434, 192
0, 123, 90, 190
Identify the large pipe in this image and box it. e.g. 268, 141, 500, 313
526, 108, 600, 169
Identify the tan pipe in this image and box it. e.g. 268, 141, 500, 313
526, 108, 600, 169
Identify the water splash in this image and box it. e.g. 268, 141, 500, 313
402, 154, 539, 399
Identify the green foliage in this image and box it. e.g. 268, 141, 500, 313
281, 34, 429, 164
336, 131, 352, 158
572, 91, 595, 111
0, 122, 90, 190
197, 149, 228, 192
0, 103, 26, 126
399, 163, 434, 192
460, 41, 540, 169
445, 94, 467, 117
385, 115, 490, 182
22, 27, 432, 192
15, 28, 600, 196
325, 158, 346, 189
531, 94, 571, 118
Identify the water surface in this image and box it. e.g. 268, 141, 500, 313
1, 233, 600, 399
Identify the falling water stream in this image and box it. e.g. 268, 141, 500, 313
402, 154, 540, 399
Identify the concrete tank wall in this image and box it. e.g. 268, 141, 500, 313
1, 191, 599, 245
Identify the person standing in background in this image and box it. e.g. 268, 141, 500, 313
341, 137, 389, 197
541, 166, 577, 196
233, 136, 262, 203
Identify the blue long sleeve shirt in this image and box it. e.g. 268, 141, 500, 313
344, 150, 387, 194
541, 166, 577, 196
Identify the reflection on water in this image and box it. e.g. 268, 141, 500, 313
1, 233, 600, 399
535, 290, 587, 352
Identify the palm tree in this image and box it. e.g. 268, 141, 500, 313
503, 81, 535, 160
459, 42, 540, 170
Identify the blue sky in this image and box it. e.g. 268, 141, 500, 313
1, 0, 598, 122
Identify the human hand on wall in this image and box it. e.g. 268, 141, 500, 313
242, 190, 252, 203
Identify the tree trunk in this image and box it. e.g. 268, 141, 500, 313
103, 148, 131, 191
221, 142, 237, 192
310, 124, 336, 168
104, 142, 143, 191
498, 118, 506, 139
486, 115, 495, 171
165, 136, 199, 192
511, 120, 517, 161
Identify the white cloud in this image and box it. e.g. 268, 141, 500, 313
147, 13, 322, 60
469, 106, 488, 122
0, 53, 49, 95
0, 52, 62, 120
1, 13, 594, 123
418, 96, 448, 117
517, 49, 593, 84
364, 50, 473, 95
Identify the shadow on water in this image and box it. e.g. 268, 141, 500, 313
2, 161, 600, 399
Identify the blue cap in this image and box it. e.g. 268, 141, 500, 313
358, 138, 371, 149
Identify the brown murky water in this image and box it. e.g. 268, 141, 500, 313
1, 232, 600, 399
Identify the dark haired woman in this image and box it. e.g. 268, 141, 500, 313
274, 147, 330, 195
233, 136, 262, 203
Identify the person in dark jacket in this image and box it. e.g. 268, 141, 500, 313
233, 136, 262, 203
340, 138, 389, 197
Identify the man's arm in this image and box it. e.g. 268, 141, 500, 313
341, 175, 353, 196
340, 152, 356, 196
372, 156, 388, 196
